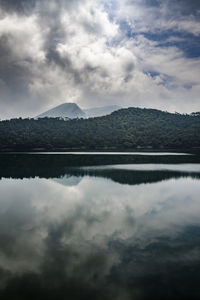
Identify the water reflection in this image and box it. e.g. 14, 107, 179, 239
0, 152, 200, 180
0, 154, 200, 299
22, 151, 191, 155
85, 163, 200, 172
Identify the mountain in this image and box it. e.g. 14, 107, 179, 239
37, 103, 85, 119
83, 105, 121, 117
37, 103, 120, 119
1, 107, 200, 151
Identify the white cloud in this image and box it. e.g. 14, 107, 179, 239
0, 13, 45, 61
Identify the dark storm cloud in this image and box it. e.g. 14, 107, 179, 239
35, 0, 111, 87
36, 0, 83, 84
0, 0, 82, 14
0, 35, 34, 120
0, 0, 36, 14
0, 36, 31, 97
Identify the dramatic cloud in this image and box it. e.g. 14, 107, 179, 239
0, 175, 200, 298
0, 0, 199, 119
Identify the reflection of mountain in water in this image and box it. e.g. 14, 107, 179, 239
0, 166, 200, 186
0, 153, 200, 185
52, 175, 82, 187
65, 168, 200, 185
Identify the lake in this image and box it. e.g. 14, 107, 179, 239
0, 152, 200, 300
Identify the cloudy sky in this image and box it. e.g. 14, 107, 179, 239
0, 0, 200, 119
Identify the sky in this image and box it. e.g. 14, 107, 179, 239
0, 0, 200, 119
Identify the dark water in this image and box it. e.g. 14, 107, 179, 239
0, 153, 200, 300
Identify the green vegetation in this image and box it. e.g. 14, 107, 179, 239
0, 107, 200, 151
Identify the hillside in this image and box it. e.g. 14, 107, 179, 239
0, 107, 200, 151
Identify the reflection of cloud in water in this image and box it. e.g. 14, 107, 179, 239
0, 176, 200, 298
52, 176, 82, 187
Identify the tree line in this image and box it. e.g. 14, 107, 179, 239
0, 107, 200, 151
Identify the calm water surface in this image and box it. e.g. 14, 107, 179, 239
19, 151, 191, 155
0, 153, 200, 299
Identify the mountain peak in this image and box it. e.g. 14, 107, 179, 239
37, 102, 85, 119
37, 102, 121, 119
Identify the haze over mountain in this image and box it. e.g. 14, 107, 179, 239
37, 103, 86, 119
84, 105, 121, 118
37, 103, 121, 119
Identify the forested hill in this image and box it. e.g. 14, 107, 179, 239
0, 107, 200, 151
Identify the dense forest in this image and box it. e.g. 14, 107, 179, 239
0, 107, 200, 151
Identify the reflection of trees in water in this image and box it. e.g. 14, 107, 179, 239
66, 168, 200, 185
1, 166, 200, 186
0, 154, 200, 185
